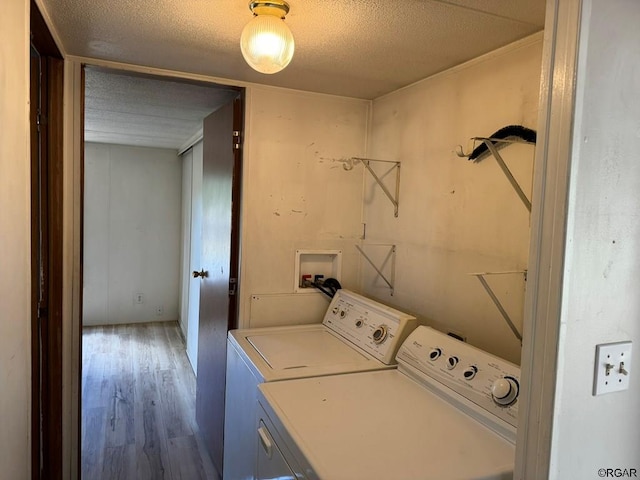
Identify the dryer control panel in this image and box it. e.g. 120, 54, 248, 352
322, 290, 417, 365
397, 326, 520, 439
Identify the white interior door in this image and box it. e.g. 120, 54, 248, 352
187, 140, 203, 374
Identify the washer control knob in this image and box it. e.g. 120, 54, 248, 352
355, 319, 364, 328
372, 325, 388, 344
428, 348, 442, 361
446, 356, 459, 370
463, 366, 478, 380
491, 376, 519, 406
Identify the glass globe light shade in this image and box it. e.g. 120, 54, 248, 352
240, 14, 295, 74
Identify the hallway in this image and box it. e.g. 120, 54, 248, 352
82, 321, 219, 479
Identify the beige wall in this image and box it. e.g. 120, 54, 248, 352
364, 34, 543, 364
238, 86, 370, 327
219, 37, 543, 357
0, 0, 31, 478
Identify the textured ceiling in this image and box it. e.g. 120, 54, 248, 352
41, 0, 546, 100
84, 67, 239, 149
45, 0, 546, 149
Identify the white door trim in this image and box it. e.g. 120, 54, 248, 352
514, 0, 583, 478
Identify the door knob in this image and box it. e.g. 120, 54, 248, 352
192, 269, 208, 278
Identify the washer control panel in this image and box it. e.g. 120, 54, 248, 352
323, 290, 417, 365
397, 326, 520, 430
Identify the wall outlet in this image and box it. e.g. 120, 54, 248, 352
593, 341, 632, 396
134, 293, 144, 304
156, 305, 164, 316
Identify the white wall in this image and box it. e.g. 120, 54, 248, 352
363, 35, 543, 364
238, 86, 370, 328
0, 0, 31, 478
83, 143, 182, 325
550, 1, 640, 477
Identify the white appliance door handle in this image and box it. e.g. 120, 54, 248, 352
258, 424, 273, 459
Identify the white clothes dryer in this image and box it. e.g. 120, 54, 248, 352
257, 325, 520, 480
222, 289, 417, 480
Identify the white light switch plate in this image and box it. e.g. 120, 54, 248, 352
593, 341, 632, 395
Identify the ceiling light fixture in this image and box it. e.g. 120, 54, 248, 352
240, 1, 295, 74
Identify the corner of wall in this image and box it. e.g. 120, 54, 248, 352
0, 0, 32, 477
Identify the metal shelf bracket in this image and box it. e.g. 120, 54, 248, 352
468, 270, 527, 343
356, 244, 396, 295
456, 137, 534, 212
345, 157, 401, 217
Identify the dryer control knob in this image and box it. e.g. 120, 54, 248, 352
446, 356, 459, 370
372, 325, 388, 344
491, 377, 519, 406
428, 348, 442, 361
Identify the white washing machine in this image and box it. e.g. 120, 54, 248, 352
223, 289, 418, 480
256, 325, 520, 480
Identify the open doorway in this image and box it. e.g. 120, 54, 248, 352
80, 66, 241, 479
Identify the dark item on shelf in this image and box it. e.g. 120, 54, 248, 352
468, 125, 537, 163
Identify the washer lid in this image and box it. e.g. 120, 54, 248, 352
258, 369, 515, 480
247, 329, 370, 370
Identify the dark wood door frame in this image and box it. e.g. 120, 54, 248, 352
228, 93, 245, 328
30, 2, 64, 479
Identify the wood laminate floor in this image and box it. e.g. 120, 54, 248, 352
82, 321, 220, 480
